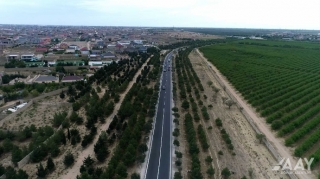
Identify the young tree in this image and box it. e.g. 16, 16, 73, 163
115, 162, 128, 178
207, 81, 213, 87
256, 133, 265, 144
94, 132, 109, 162
46, 157, 55, 172
83, 155, 95, 168
60, 91, 65, 99
96, 86, 102, 93
181, 100, 189, 110
173, 139, 180, 147
174, 171, 182, 179
131, 173, 140, 179
205, 156, 213, 163
175, 151, 182, 159
61, 132, 66, 145
36, 163, 47, 178
67, 128, 71, 141
221, 167, 231, 179
64, 152, 74, 167
207, 166, 215, 178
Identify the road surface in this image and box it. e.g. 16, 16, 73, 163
145, 51, 173, 179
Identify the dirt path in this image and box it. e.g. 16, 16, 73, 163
190, 50, 288, 179
195, 48, 316, 179
61, 57, 152, 179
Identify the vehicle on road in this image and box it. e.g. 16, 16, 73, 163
162, 86, 165, 90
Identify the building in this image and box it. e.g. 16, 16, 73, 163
35, 47, 48, 54
61, 76, 84, 83
139, 46, 148, 53
80, 47, 90, 55
66, 48, 76, 54
68, 44, 79, 50
101, 52, 116, 59
6, 54, 20, 60
21, 54, 35, 61
34, 75, 59, 83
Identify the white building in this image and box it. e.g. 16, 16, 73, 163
21, 54, 35, 61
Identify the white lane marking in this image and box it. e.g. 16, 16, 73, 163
156, 108, 165, 179
144, 60, 166, 179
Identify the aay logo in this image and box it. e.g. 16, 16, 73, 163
272, 158, 314, 174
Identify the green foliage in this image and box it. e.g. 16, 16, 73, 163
181, 100, 189, 110
131, 173, 140, 179
205, 156, 213, 163
201, 41, 320, 161
172, 128, 180, 137
174, 171, 182, 179
52, 111, 68, 127
215, 118, 222, 127
36, 163, 47, 178
4, 167, 28, 179
46, 157, 55, 172
94, 132, 109, 162
173, 139, 180, 147
175, 151, 182, 158
60, 91, 65, 99
197, 124, 209, 150
207, 166, 215, 177
64, 152, 74, 167
2, 138, 14, 152
221, 167, 231, 179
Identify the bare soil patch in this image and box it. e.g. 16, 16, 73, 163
189, 50, 288, 179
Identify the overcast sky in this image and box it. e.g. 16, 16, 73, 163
1, 0, 320, 29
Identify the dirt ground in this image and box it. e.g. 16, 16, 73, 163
1, 96, 71, 131
0, 95, 77, 178
188, 50, 289, 179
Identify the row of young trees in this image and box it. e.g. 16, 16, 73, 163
174, 49, 214, 179
75, 50, 161, 179
215, 118, 234, 151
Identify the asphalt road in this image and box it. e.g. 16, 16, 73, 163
145, 51, 173, 179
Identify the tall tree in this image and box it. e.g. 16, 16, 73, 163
36, 163, 47, 178
46, 157, 55, 172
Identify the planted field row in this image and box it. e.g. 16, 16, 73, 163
200, 41, 320, 163
215, 118, 234, 151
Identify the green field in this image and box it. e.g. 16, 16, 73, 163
200, 40, 320, 168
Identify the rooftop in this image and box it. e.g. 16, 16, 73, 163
34, 75, 57, 82
62, 76, 83, 81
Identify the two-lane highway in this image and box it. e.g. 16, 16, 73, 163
145, 51, 173, 179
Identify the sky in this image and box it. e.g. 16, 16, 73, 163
1, 0, 320, 29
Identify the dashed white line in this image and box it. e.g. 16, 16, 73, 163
156, 108, 165, 179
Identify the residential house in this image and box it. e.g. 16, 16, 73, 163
115, 44, 124, 53
80, 47, 90, 55
124, 47, 138, 53
59, 43, 68, 49
138, 46, 148, 53
35, 47, 48, 54
91, 50, 103, 55
34, 75, 59, 83
21, 54, 35, 61
6, 54, 20, 60
61, 76, 83, 83
101, 52, 116, 59
66, 48, 76, 54
68, 44, 79, 50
